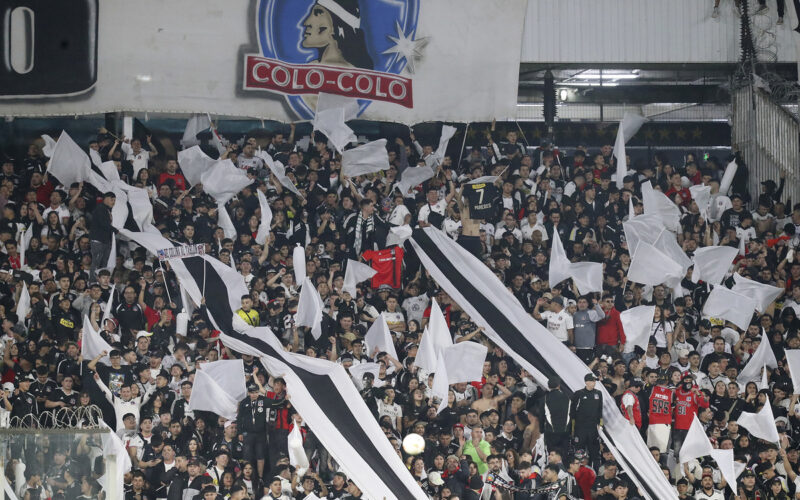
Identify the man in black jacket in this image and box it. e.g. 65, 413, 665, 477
236, 383, 269, 478
89, 192, 116, 280
571, 373, 604, 467
539, 376, 571, 456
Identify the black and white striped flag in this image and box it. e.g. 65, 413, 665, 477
123, 230, 428, 500
409, 227, 677, 500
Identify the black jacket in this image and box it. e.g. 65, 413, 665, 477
89, 203, 115, 243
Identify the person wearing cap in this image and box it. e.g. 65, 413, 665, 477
672, 372, 709, 454
533, 295, 574, 345
595, 292, 626, 354
693, 471, 724, 500
10, 373, 36, 421
236, 382, 268, 478
571, 373, 603, 466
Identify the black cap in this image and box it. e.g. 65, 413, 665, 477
584, 373, 597, 382
247, 383, 259, 392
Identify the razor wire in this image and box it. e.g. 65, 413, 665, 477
6, 405, 105, 429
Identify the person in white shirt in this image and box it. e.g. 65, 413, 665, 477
119, 135, 158, 179
418, 180, 455, 227
376, 387, 403, 431
402, 284, 430, 326
533, 296, 573, 344
0, 382, 12, 428
521, 211, 548, 242
94, 371, 154, 430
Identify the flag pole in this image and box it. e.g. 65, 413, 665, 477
456, 123, 470, 170
202, 259, 207, 297
158, 260, 173, 305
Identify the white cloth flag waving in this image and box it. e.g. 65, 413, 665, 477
313, 106, 356, 154
48, 131, 91, 187
293, 245, 306, 285
256, 151, 304, 199
642, 182, 681, 232
691, 246, 738, 284
739, 330, 778, 382
709, 449, 738, 492
201, 160, 252, 205
627, 242, 684, 287
255, 189, 273, 245
217, 203, 237, 240
102, 284, 115, 325
81, 317, 112, 366
732, 273, 784, 313
432, 351, 450, 414
181, 114, 212, 149
623, 214, 665, 255
395, 165, 435, 196
295, 277, 324, 339
187, 360, 246, 420
738, 400, 780, 443
364, 316, 398, 360
702, 286, 757, 331
441, 341, 488, 384
348, 362, 384, 390
613, 113, 647, 188
548, 232, 603, 293
784, 350, 800, 395
719, 160, 738, 195
425, 125, 458, 169
342, 139, 390, 178
41, 134, 57, 157
621, 305, 656, 353
177, 145, 217, 187
679, 415, 713, 464
343, 260, 377, 297
287, 423, 310, 470
416, 299, 453, 373
16, 282, 30, 325
689, 184, 712, 220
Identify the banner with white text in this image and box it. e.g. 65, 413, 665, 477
0, 0, 526, 123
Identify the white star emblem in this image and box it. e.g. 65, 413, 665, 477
382, 21, 429, 74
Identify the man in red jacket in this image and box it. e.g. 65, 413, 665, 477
671, 372, 709, 454
595, 293, 626, 354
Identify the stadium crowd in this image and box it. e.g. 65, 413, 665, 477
0, 123, 798, 500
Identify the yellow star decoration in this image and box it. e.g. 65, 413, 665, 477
580, 126, 591, 137
692, 127, 702, 139
643, 128, 655, 140
532, 128, 542, 139
659, 129, 671, 140
675, 128, 687, 139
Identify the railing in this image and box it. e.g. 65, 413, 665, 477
731, 85, 800, 207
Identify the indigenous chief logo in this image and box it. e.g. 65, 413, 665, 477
244, 0, 423, 119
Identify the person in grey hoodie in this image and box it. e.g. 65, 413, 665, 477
572, 295, 606, 364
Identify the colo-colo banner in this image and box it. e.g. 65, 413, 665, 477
0, 0, 527, 123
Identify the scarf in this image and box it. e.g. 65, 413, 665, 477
353, 212, 374, 256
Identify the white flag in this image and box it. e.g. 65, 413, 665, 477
255, 189, 273, 245
784, 350, 800, 395
427, 298, 453, 352
621, 305, 656, 353
102, 284, 115, 326
570, 262, 604, 295
293, 244, 306, 285
623, 214, 665, 255
177, 145, 217, 187
313, 107, 356, 154
99, 422, 132, 498
317, 92, 360, 121
48, 131, 91, 187
287, 423, 310, 470
343, 260, 377, 297
627, 242, 684, 287
613, 113, 647, 188
364, 316, 398, 360
441, 342, 488, 384
81, 317, 112, 366
642, 182, 680, 232
679, 415, 713, 463
89, 148, 103, 168
41, 134, 57, 157
17, 224, 33, 270
386, 225, 413, 247
187, 366, 241, 420
216, 202, 237, 240
689, 184, 712, 220
702, 286, 757, 331
731, 273, 784, 313
737, 400, 780, 443
653, 230, 693, 274
348, 362, 384, 391
739, 331, 778, 382
342, 139, 390, 178
181, 114, 212, 149
432, 351, 450, 414
425, 125, 459, 169
295, 277, 324, 339
691, 246, 738, 284
719, 159, 738, 195
548, 233, 572, 287
709, 449, 737, 492
16, 282, 30, 324
256, 151, 305, 199
416, 327, 438, 373
201, 160, 252, 205
395, 165, 435, 197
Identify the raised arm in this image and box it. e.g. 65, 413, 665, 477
93, 372, 115, 404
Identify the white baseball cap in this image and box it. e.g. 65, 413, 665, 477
2, 382, 14, 392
